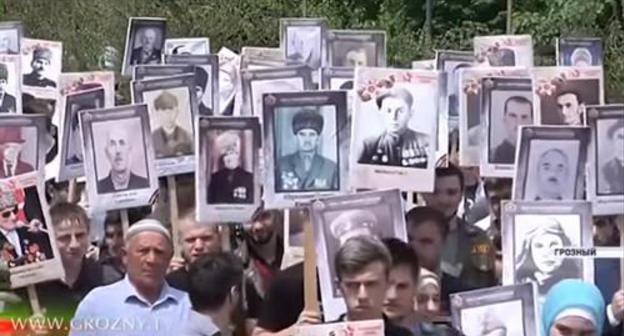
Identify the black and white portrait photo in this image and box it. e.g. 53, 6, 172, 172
62, 88, 104, 166
557, 37, 603, 67
132, 74, 198, 176
0, 22, 22, 55
513, 126, 590, 201
310, 189, 406, 321
281, 18, 326, 70
240, 47, 287, 70
327, 30, 386, 68
0, 126, 37, 179
532, 67, 604, 126
474, 35, 534, 67
218, 47, 240, 116
241, 65, 313, 119
164, 37, 210, 56
502, 201, 593, 302
132, 64, 195, 82
263, 91, 347, 207
436, 50, 474, 119
321, 67, 354, 91
196, 116, 260, 223
351, 67, 440, 191
586, 105, 624, 215
450, 283, 538, 336
122, 17, 166, 76
482, 77, 533, 177
21, 38, 62, 89
0, 180, 64, 288
0, 55, 22, 114
165, 54, 219, 115
80, 104, 158, 212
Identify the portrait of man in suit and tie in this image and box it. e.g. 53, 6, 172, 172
129, 27, 163, 66
96, 125, 149, 194
0, 181, 53, 268
0, 63, 16, 113
275, 107, 338, 192
0, 127, 34, 179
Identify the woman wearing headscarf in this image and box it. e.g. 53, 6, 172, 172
542, 279, 605, 336
415, 269, 463, 336
515, 217, 581, 298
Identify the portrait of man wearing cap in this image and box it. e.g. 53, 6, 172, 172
0, 182, 53, 268
0, 63, 16, 113
129, 27, 163, 66
23, 46, 57, 88
151, 90, 193, 159
599, 118, 624, 194
329, 209, 379, 246
207, 131, 253, 204
358, 87, 430, 168
275, 108, 338, 192
97, 125, 149, 194
0, 127, 34, 178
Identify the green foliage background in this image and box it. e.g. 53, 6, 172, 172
2, 0, 623, 101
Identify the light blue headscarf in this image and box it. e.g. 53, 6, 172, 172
542, 279, 606, 335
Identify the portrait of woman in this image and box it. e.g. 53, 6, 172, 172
515, 217, 581, 298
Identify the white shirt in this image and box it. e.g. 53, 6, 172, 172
0, 227, 22, 257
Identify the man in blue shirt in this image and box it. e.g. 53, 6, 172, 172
70, 219, 191, 336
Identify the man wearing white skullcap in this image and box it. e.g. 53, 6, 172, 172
70, 219, 191, 336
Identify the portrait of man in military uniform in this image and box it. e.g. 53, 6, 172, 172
358, 87, 430, 168
598, 118, 624, 195
207, 131, 254, 204
275, 107, 338, 192
129, 27, 163, 66
0, 63, 16, 113
23, 47, 56, 88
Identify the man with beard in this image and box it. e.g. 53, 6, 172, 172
129, 28, 162, 65
23, 46, 57, 88
97, 126, 149, 194
207, 131, 253, 204
0, 63, 16, 113
533, 148, 570, 201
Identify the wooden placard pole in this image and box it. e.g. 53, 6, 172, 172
303, 216, 319, 314
120, 209, 129, 235
618, 215, 624, 288
167, 176, 181, 258
26, 284, 42, 315
67, 179, 78, 203
221, 225, 231, 252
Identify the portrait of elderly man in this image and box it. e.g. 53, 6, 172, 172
0, 63, 16, 113
556, 90, 584, 126
0, 128, 33, 178
329, 209, 379, 246
340, 47, 368, 67
130, 27, 162, 65
492, 96, 533, 164
570, 47, 592, 67
479, 311, 508, 336
600, 118, 624, 194
276, 108, 338, 192
287, 28, 320, 68
0, 30, 17, 55
23, 46, 56, 88
96, 126, 149, 194
151, 90, 193, 159
533, 148, 571, 201
207, 131, 253, 204
358, 87, 429, 168
0, 182, 52, 268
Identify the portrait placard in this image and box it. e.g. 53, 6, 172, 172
165, 54, 219, 115
585, 105, 624, 215
326, 29, 386, 68
0, 21, 23, 55
57, 71, 115, 182
320, 67, 354, 91
501, 201, 593, 302
21, 38, 63, 102
131, 74, 198, 177
0, 179, 64, 289
132, 64, 195, 81
531, 66, 604, 126
513, 126, 590, 201
218, 47, 241, 116
309, 189, 407, 321
295, 319, 384, 336
196, 116, 261, 223
450, 283, 538, 336
240, 47, 287, 70
164, 37, 210, 56
458, 67, 529, 166
0, 115, 48, 186
556, 37, 603, 66
481, 76, 533, 177
280, 18, 327, 71
80, 104, 158, 212
350, 67, 440, 191
121, 17, 166, 77
0, 54, 22, 114
474, 35, 533, 67
263, 91, 348, 208
240, 65, 314, 119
